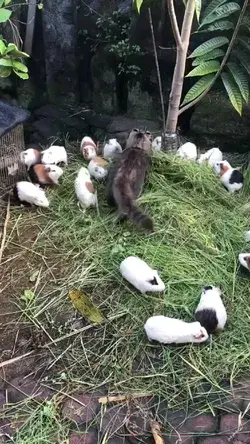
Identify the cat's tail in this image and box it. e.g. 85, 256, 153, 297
117, 187, 154, 232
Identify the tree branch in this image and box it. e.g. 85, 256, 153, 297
166, 0, 183, 49
178, 0, 249, 116
148, 7, 166, 139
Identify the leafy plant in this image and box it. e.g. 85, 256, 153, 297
0, 1, 29, 78
180, 0, 250, 116
80, 10, 144, 76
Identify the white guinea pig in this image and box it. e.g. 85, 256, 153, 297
119, 256, 165, 293
195, 285, 227, 334
103, 138, 122, 159
144, 316, 208, 344
152, 136, 162, 152
212, 160, 243, 193
197, 148, 223, 166
177, 142, 197, 161
42, 146, 68, 166
13, 181, 49, 207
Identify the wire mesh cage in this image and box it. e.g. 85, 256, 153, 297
0, 101, 30, 199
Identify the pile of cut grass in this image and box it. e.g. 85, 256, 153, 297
10, 152, 250, 410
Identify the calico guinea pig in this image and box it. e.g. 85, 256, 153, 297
197, 147, 223, 166
13, 181, 49, 207
195, 285, 227, 334
88, 156, 109, 180
29, 164, 63, 186
103, 138, 122, 159
212, 160, 243, 193
42, 145, 68, 166
177, 142, 197, 161
20, 148, 42, 170
75, 167, 97, 208
144, 316, 208, 344
119, 256, 165, 294
80, 136, 97, 160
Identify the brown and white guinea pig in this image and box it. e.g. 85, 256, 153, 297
80, 136, 97, 160
20, 148, 42, 170
195, 285, 227, 335
29, 164, 63, 186
212, 160, 244, 193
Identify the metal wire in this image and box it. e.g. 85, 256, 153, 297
0, 124, 28, 199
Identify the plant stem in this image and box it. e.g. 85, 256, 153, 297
178, 0, 248, 116
166, 0, 182, 49
148, 8, 166, 141
166, 0, 195, 133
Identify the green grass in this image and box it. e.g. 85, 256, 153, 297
8, 152, 250, 413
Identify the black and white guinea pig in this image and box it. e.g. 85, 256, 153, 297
195, 285, 227, 335
212, 160, 243, 193
238, 253, 250, 272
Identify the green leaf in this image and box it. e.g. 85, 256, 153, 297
202, 0, 227, 21
0, 57, 12, 66
226, 62, 249, 102
5, 43, 29, 57
12, 60, 28, 72
221, 72, 243, 115
189, 37, 229, 58
181, 74, 216, 105
0, 1, 5, 7
68, 289, 104, 324
21, 290, 35, 303
0, 39, 6, 55
200, 2, 240, 27
238, 36, 250, 52
187, 60, 220, 77
37, 2, 43, 9
195, 0, 201, 21
192, 48, 225, 66
13, 69, 29, 79
205, 20, 234, 31
0, 8, 11, 22
234, 48, 250, 75
133, 0, 143, 12
0, 66, 11, 77
4, 0, 12, 5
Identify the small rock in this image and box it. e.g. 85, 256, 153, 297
126, 410, 151, 436
99, 405, 128, 436
197, 439, 228, 444
7, 377, 54, 403
0, 393, 5, 409
220, 413, 250, 442
184, 413, 218, 433
61, 393, 99, 425
107, 436, 130, 443
69, 429, 98, 444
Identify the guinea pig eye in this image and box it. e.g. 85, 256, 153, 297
146, 131, 151, 135
133, 128, 139, 132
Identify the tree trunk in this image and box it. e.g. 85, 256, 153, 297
164, 0, 195, 149
42, 0, 78, 105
